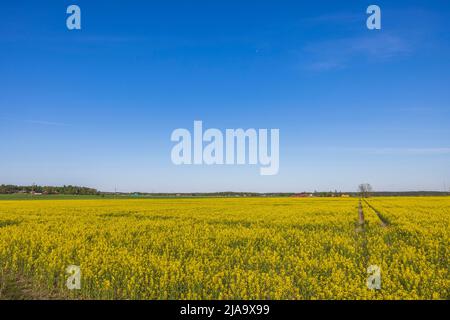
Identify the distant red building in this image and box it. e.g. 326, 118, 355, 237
292, 193, 313, 198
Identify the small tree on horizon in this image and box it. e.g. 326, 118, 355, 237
358, 183, 373, 198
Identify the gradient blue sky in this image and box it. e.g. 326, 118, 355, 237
1, 1, 449, 192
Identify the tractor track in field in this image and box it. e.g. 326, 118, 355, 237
355, 200, 366, 233
358, 200, 365, 226
355, 200, 369, 268
363, 200, 390, 227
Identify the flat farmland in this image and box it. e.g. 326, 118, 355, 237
0, 197, 448, 299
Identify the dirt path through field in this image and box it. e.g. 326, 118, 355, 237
358, 200, 365, 225
363, 200, 389, 227
355, 200, 370, 270
0, 273, 61, 300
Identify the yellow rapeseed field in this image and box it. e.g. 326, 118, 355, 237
0, 197, 448, 299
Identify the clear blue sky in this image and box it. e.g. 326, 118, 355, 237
1, 1, 449, 192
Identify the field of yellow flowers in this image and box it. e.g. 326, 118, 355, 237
0, 197, 448, 299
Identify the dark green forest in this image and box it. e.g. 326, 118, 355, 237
0, 184, 99, 195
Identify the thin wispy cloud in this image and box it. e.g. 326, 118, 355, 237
71, 35, 148, 44
300, 6, 445, 72
25, 120, 70, 127
349, 34, 412, 58
303, 33, 413, 71
365, 148, 450, 156
303, 12, 363, 25
323, 147, 450, 156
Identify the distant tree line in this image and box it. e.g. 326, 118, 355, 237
0, 184, 447, 197
0, 184, 99, 195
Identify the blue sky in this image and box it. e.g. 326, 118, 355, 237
1, 0, 449, 192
